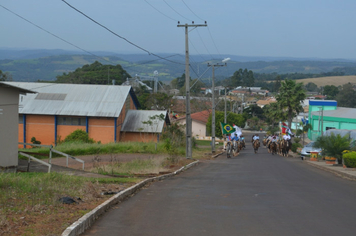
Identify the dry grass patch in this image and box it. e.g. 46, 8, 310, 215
296, 75, 356, 87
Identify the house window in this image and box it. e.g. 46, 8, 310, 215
19, 115, 24, 124
58, 116, 86, 126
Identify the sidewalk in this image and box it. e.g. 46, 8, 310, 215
305, 160, 356, 181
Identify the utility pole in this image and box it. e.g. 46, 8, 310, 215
178, 21, 207, 159
208, 62, 227, 153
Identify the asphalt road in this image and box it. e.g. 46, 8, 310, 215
82, 142, 356, 236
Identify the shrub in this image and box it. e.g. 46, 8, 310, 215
291, 143, 303, 153
314, 133, 351, 164
343, 151, 356, 168
63, 129, 95, 144
293, 137, 301, 144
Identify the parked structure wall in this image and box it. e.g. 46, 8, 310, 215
120, 132, 159, 143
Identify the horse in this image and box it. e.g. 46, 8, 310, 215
232, 140, 240, 157
253, 140, 260, 154
281, 139, 291, 157
269, 141, 277, 155
263, 138, 267, 147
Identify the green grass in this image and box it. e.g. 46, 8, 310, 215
19, 141, 186, 159
0, 172, 137, 212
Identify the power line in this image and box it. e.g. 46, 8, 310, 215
196, 28, 213, 59
163, 0, 192, 22
143, 0, 177, 22
61, 0, 184, 66
181, 0, 205, 22
0, 4, 116, 66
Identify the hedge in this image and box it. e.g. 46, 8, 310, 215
343, 151, 356, 168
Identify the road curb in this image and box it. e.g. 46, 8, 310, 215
61, 160, 200, 236
305, 161, 356, 181
213, 151, 225, 158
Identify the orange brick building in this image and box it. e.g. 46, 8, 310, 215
6, 82, 140, 147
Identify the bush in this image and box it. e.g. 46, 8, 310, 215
293, 137, 301, 144
343, 151, 356, 168
291, 143, 303, 153
64, 129, 95, 143
314, 133, 351, 164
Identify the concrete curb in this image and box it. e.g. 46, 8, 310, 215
305, 161, 356, 181
62, 160, 200, 236
212, 151, 225, 158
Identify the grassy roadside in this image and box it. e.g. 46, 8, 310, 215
5, 141, 219, 235
0, 173, 139, 235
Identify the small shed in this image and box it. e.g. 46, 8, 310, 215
120, 110, 170, 142
0, 82, 35, 172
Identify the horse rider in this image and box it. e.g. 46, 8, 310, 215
252, 134, 260, 147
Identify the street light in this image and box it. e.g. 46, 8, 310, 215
208, 58, 229, 153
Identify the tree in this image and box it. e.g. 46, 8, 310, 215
304, 82, 318, 92
263, 102, 287, 128
243, 104, 264, 119
323, 85, 339, 100
0, 70, 13, 81
335, 83, 356, 108
141, 92, 175, 110
276, 79, 306, 128
230, 69, 242, 87
55, 61, 131, 84
206, 111, 245, 138
274, 76, 281, 92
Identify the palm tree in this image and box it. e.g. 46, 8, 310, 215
263, 102, 287, 128
276, 79, 306, 128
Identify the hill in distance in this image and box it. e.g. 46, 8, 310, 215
1, 48, 356, 83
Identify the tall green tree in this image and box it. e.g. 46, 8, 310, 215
55, 61, 131, 84
274, 75, 281, 92
323, 85, 339, 100
276, 79, 306, 128
335, 83, 356, 108
0, 70, 12, 81
263, 102, 287, 128
206, 111, 245, 138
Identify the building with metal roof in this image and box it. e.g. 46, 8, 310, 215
120, 110, 170, 142
308, 100, 356, 141
4, 82, 140, 146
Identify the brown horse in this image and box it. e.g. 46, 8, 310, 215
281, 139, 291, 157
253, 140, 260, 154
269, 141, 277, 155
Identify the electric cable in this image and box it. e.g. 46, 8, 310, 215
163, 0, 192, 22
143, 0, 177, 22
0, 4, 116, 66
61, 0, 184, 65
181, 0, 205, 22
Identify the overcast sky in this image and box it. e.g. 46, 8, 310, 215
1, 0, 355, 60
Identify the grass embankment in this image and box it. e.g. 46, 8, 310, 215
19, 141, 185, 159
0, 172, 138, 235
9, 141, 217, 234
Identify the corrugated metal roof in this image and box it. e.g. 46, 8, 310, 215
311, 107, 356, 120
121, 110, 169, 133
4, 82, 132, 117
0, 82, 36, 94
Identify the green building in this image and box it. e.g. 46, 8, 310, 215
308, 100, 356, 141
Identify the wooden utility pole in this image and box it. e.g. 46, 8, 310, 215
178, 22, 207, 159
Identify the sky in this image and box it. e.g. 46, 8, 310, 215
1, 0, 356, 60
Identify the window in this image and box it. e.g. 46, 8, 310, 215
58, 116, 86, 126
19, 114, 24, 124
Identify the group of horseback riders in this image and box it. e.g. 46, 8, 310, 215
263, 133, 292, 156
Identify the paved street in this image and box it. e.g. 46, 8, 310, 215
83, 144, 356, 236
